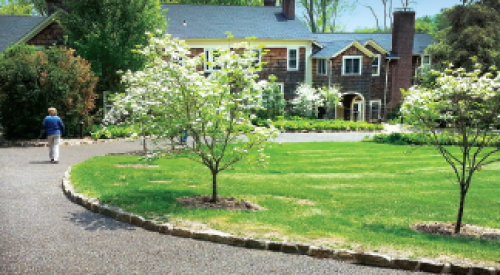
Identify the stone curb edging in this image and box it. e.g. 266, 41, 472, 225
62, 167, 499, 275
0, 138, 125, 148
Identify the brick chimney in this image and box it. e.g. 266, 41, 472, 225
264, 0, 276, 6
282, 0, 295, 19
388, 9, 415, 109
46, 0, 67, 15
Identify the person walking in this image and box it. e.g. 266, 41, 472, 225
43, 107, 65, 164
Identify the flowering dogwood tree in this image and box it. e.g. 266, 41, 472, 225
318, 84, 341, 119
292, 83, 323, 117
105, 31, 279, 203
292, 83, 340, 118
401, 63, 500, 233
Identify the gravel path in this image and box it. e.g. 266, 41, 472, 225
0, 138, 429, 275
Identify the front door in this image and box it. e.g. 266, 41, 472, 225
352, 101, 363, 122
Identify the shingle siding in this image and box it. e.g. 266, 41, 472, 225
27, 22, 64, 48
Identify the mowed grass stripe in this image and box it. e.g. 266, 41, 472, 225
70, 142, 500, 263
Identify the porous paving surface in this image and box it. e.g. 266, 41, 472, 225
0, 139, 432, 274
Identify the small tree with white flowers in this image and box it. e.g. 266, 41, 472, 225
105, 31, 279, 203
401, 62, 500, 233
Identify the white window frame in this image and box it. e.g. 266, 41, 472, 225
342, 56, 362, 76
262, 82, 284, 103
371, 54, 381, 76
172, 56, 184, 66
275, 82, 284, 93
422, 54, 431, 66
287, 48, 299, 71
317, 59, 327, 76
251, 49, 262, 67
370, 100, 382, 121
204, 48, 222, 72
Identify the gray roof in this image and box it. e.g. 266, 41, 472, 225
0, 15, 46, 53
313, 33, 435, 57
313, 40, 356, 58
162, 4, 315, 40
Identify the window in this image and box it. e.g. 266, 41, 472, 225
317, 59, 327, 75
342, 56, 362, 75
205, 48, 221, 71
251, 49, 261, 67
370, 100, 381, 122
288, 48, 299, 71
172, 56, 184, 65
422, 54, 431, 66
262, 82, 284, 102
275, 83, 284, 93
372, 54, 381, 76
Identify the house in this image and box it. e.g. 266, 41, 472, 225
0, 0, 435, 122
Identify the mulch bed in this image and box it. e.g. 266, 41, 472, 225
411, 221, 500, 241
176, 195, 267, 211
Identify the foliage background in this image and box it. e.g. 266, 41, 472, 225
0, 44, 98, 139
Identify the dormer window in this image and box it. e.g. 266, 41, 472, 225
371, 54, 381, 76
342, 56, 362, 75
287, 48, 299, 71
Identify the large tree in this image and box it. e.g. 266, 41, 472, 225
401, 63, 500, 233
299, 0, 355, 33
426, 0, 500, 72
0, 0, 46, 15
57, 0, 166, 103
0, 0, 32, 15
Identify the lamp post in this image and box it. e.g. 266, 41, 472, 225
79, 121, 84, 139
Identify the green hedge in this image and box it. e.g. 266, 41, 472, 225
368, 132, 500, 147
253, 117, 384, 131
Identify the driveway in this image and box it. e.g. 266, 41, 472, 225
0, 139, 429, 274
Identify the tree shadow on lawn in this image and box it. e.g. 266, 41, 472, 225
64, 209, 136, 232
98, 188, 210, 215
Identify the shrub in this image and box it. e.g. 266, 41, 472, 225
0, 44, 98, 139
258, 76, 286, 120
368, 132, 500, 147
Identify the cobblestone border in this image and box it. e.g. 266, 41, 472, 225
62, 167, 499, 275
0, 138, 125, 148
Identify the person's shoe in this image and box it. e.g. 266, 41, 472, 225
51, 159, 54, 162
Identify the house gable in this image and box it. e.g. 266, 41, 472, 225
17, 11, 61, 45
363, 40, 389, 55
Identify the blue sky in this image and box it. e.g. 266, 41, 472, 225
297, 0, 461, 32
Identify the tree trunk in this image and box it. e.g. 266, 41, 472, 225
143, 135, 147, 153
211, 170, 218, 203
454, 191, 466, 233
308, 0, 316, 32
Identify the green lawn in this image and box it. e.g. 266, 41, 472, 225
71, 142, 500, 263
